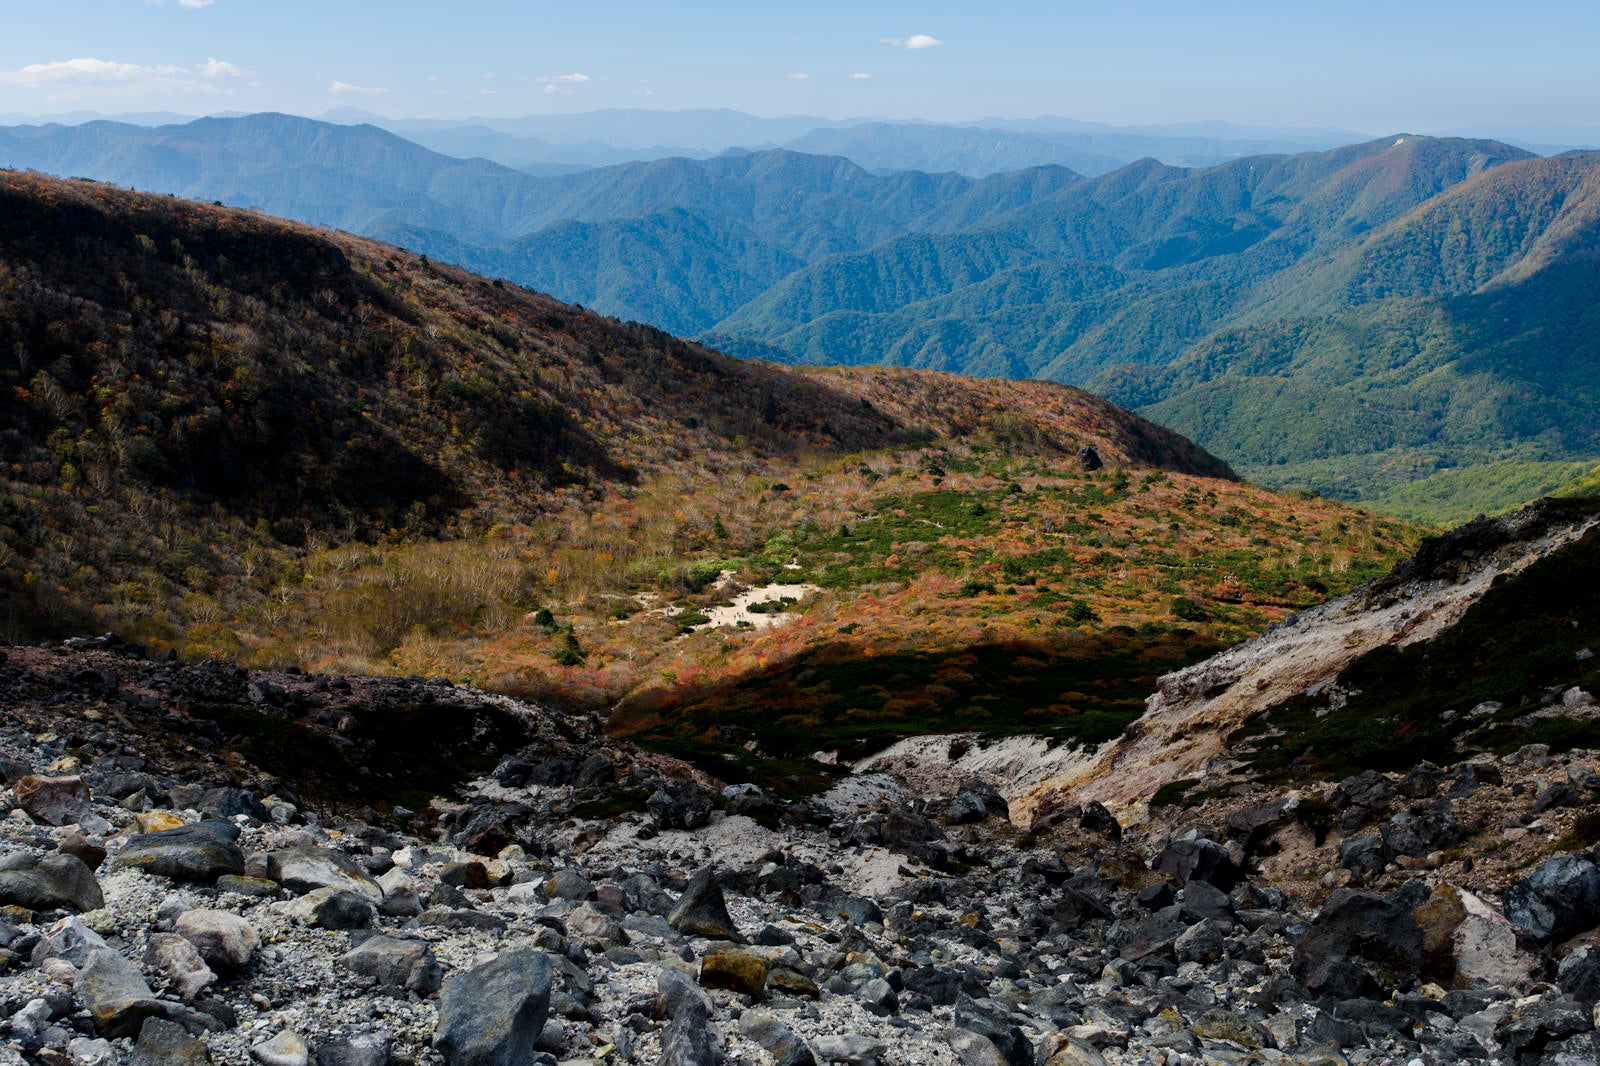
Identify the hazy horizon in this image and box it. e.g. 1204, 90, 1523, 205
3, 1, 1599, 139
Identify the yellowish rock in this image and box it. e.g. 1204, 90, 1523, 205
134, 811, 187, 833
700, 949, 768, 998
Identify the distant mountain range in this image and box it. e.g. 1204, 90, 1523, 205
3, 112, 1598, 517
1, 107, 1376, 177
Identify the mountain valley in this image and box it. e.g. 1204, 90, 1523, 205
5, 116, 1597, 519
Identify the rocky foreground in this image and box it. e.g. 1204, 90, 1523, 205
1, 634, 1600, 1066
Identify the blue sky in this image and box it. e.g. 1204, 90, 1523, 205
3, 0, 1599, 134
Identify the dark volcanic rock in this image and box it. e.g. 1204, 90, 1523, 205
1135, 882, 1175, 910
904, 965, 969, 1006
659, 967, 717, 1066
952, 778, 1009, 823
954, 994, 1032, 1066
1496, 993, 1593, 1058
456, 807, 517, 857
668, 868, 744, 942
1339, 834, 1391, 879
490, 756, 533, 788
1078, 801, 1122, 842
132, 1017, 213, 1065
1397, 761, 1445, 799
1302, 955, 1383, 1000
1292, 889, 1423, 991
1111, 905, 1187, 963
1178, 879, 1234, 923
0, 853, 103, 912
1334, 770, 1394, 831
1381, 807, 1466, 858
1532, 782, 1582, 814
1503, 853, 1600, 943
197, 786, 269, 822
1560, 945, 1600, 1004
647, 781, 714, 831
113, 820, 245, 883
433, 945, 553, 1066
1153, 836, 1239, 891
946, 791, 990, 825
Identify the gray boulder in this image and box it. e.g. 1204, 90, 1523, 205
658, 967, 716, 1066
174, 909, 259, 970
251, 1030, 312, 1066
113, 821, 245, 884
79, 946, 165, 1037
336, 935, 442, 995
266, 846, 383, 901
433, 945, 553, 1065
317, 1033, 393, 1066
31, 915, 108, 966
811, 1034, 889, 1064
282, 887, 375, 930
0, 853, 103, 912
739, 1011, 815, 1066
144, 933, 216, 1001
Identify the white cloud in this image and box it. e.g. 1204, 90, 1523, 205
0, 56, 243, 98
542, 83, 570, 96
178, 0, 214, 7
787, 72, 810, 80
881, 34, 943, 50
538, 73, 589, 85
849, 72, 873, 80
328, 80, 389, 95
634, 88, 656, 97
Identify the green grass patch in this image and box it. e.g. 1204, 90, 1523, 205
795, 488, 1008, 588
1367, 459, 1600, 527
